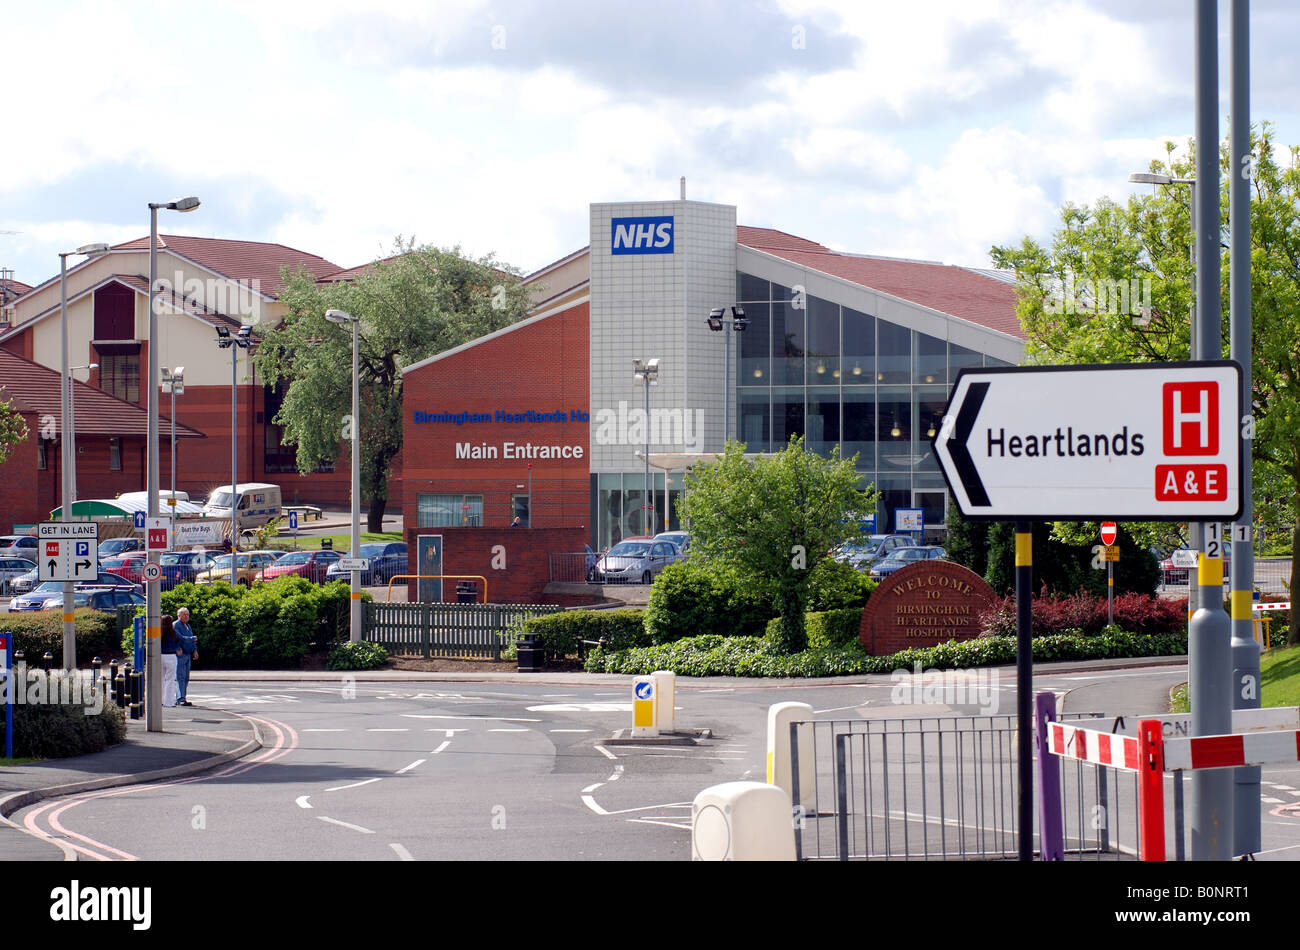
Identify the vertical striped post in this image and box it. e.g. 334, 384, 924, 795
1016, 521, 1033, 861
1034, 691, 1064, 860
1138, 719, 1166, 861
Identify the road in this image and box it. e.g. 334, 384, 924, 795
25, 664, 1297, 862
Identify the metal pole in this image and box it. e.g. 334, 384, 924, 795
231, 344, 238, 582
350, 317, 361, 642
1189, 0, 1233, 860
1229, 0, 1260, 858
644, 375, 651, 534
723, 319, 730, 446
528, 462, 533, 526
1015, 521, 1033, 861
146, 206, 161, 731
1187, 181, 1200, 620
170, 378, 177, 505
59, 254, 74, 671
1107, 560, 1114, 627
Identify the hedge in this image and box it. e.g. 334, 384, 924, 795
0, 609, 125, 662
119, 577, 363, 668
644, 562, 773, 644
979, 590, 1186, 638
584, 627, 1189, 678
327, 641, 389, 671
4, 670, 127, 758
517, 609, 650, 661
765, 608, 863, 651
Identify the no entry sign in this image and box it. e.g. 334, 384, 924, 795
934, 361, 1242, 520
1100, 522, 1118, 546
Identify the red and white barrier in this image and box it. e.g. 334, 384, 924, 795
1252, 600, 1290, 613
1047, 721, 1140, 771
1163, 730, 1300, 771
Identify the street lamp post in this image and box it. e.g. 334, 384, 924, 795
706, 306, 748, 446
632, 359, 659, 535
161, 366, 185, 506
147, 197, 199, 732
57, 243, 108, 671
326, 309, 362, 643
215, 326, 251, 585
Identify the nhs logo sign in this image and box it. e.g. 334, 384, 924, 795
611, 216, 674, 255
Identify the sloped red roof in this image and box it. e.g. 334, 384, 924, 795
0, 349, 202, 440
737, 226, 1022, 339
2, 277, 32, 298
112, 235, 344, 296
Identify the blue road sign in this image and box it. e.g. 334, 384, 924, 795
289, 511, 298, 531
634, 681, 654, 700
134, 511, 146, 530
76, 541, 89, 557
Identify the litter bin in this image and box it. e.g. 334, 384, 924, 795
456, 580, 478, 603
516, 633, 543, 672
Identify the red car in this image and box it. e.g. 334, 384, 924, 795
103, 552, 147, 585
256, 549, 343, 583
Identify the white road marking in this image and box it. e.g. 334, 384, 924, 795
396, 759, 426, 774
525, 703, 632, 713
295, 795, 312, 809
1263, 797, 1285, 804
302, 728, 346, 733
550, 729, 592, 733
582, 783, 604, 794
431, 741, 451, 754
423, 714, 542, 723
608, 765, 624, 782
490, 728, 530, 733
318, 816, 375, 834
326, 778, 383, 792
699, 688, 734, 693
627, 818, 694, 830
595, 745, 618, 760
368, 728, 410, 733
581, 795, 608, 815
584, 800, 693, 817
542, 694, 576, 698
389, 843, 414, 861
814, 704, 867, 715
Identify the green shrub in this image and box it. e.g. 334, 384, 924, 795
806, 558, 876, 612
644, 561, 773, 644
2, 609, 123, 662
327, 641, 389, 671
517, 609, 649, 661
4, 669, 127, 758
763, 608, 864, 652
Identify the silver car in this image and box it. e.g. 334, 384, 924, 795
0, 557, 36, 595
591, 540, 683, 585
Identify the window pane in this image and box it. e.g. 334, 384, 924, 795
807, 296, 839, 382
877, 321, 910, 384
912, 385, 948, 473
914, 332, 946, 385
738, 389, 770, 452
949, 342, 982, 376
805, 386, 839, 456
772, 386, 804, 448
738, 302, 770, 386
843, 307, 875, 384
842, 388, 876, 471
772, 302, 805, 385
877, 386, 911, 471
737, 272, 769, 302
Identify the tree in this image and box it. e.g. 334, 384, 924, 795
0, 396, 29, 465
254, 240, 533, 531
679, 436, 877, 654
990, 124, 1300, 639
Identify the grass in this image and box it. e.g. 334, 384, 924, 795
1169, 644, 1300, 714
275, 530, 402, 551
0, 757, 39, 767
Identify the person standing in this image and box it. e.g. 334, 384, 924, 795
174, 606, 198, 707
159, 614, 179, 708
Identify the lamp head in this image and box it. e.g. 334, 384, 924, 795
707, 308, 724, 332
326, 309, 353, 325
1129, 173, 1173, 185
170, 196, 201, 212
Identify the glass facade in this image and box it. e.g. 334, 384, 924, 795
734, 271, 1009, 537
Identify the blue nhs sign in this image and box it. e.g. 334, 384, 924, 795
611, 216, 674, 255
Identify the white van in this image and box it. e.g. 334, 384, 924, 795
203, 483, 283, 528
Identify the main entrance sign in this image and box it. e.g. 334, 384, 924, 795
934, 361, 1242, 520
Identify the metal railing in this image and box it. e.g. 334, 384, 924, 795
362, 601, 562, 659
550, 552, 598, 583
1160, 558, 1291, 594
791, 712, 1115, 861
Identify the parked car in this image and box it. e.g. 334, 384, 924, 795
102, 552, 147, 585
325, 542, 408, 586
39, 588, 146, 613
257, 549, 343, 583
9, 574, 143, 611
652, 531, 690, 555
202, 482, 283, 528
0, 556, 37, 589
9, 565, 40, 594
1159, 547, 1230, 586
99, 537, 144, 557
589, 539, 683, 585
158, 550, 221, 589
832, 533, 916, 570
196, 550, 283, 586
0, 535, 39, 560
868, 545, 948, 581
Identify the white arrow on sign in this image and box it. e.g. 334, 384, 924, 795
934, 361, 1242, 520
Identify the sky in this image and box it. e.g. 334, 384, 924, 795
2, 0, 1298, 289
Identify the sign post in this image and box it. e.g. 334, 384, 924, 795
935, 360, 1243, 861
1, 632, 11, 760
289, 509, 299, 550
1100, 522, 1118, 627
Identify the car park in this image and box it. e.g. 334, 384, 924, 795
868, 545, 948, 581
39, 587, 146, 613
98, 537, 144, 557
0, 535, 39, 560
8, 576, 140, 611
9, 565, 40, 595
158, 550, 221, 589
257, 548, 343, 583
589, 539, 683, 585
0, 556, 37, 589
833, 533, 916, 570
196, 550, 283, 586
102, 552, 147, 585
652, 531, 690, 555
325, 542, 408, 585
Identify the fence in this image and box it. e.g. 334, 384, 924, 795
362, 601, 562, 659
549, 552, 594, 583
1160, 558, 1291, 595
790, 711, 1120, 861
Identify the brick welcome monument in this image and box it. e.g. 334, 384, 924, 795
859, 560, 998, 655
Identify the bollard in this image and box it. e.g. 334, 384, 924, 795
766, 702, 815, 812
42, 651, 52, 672
109, 660, 120, 704
115, 668, 127, 709
128, 667, 143, 720
692, 782, 795, 861
632, 676, 658, 738
651, 670, 676, 734
91, 657, 102, 693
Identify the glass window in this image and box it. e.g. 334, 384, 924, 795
912, 386, 948, 473
876, 473, 912, 535
738, 389, 770, 452
100, 353, 140, 403
598, 473, 623, 549
418, 493, 483, 527
772, 301, 805, 385
842, 389, 876, 471
877, 386, 911, 471
805, 386, 840, 456
37, 440, 46, 470
737, 272, 769, 302
949, 342, 982, 377
914, 332, 946, 385
512, 494, 530, 527
738, 302, 770, 386
109, 438, 121, 471
985, 355, 1013, 368
806, 296, 839, 382
772, 386, 804, 449
842, 307, 874, 385
877, 320, 910, 384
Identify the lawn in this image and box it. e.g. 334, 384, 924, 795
277, 530, 402, 552
1170, 645, 1300, 714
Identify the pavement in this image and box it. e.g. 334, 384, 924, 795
0, 653, 1188, 861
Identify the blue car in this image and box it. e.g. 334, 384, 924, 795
325, 542, 408, 586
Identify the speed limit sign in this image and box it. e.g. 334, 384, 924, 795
143, 562, 162, 583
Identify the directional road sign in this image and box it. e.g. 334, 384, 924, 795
36, 522, 99, 581
337, 558, 370, 572
134, 510, 147, 531
145, 516, 171, 552
934, 361, 1242, 520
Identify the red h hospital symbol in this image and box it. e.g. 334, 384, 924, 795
1162, 382, 1218, 456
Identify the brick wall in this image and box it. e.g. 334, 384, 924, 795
404, 525, 589, 605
